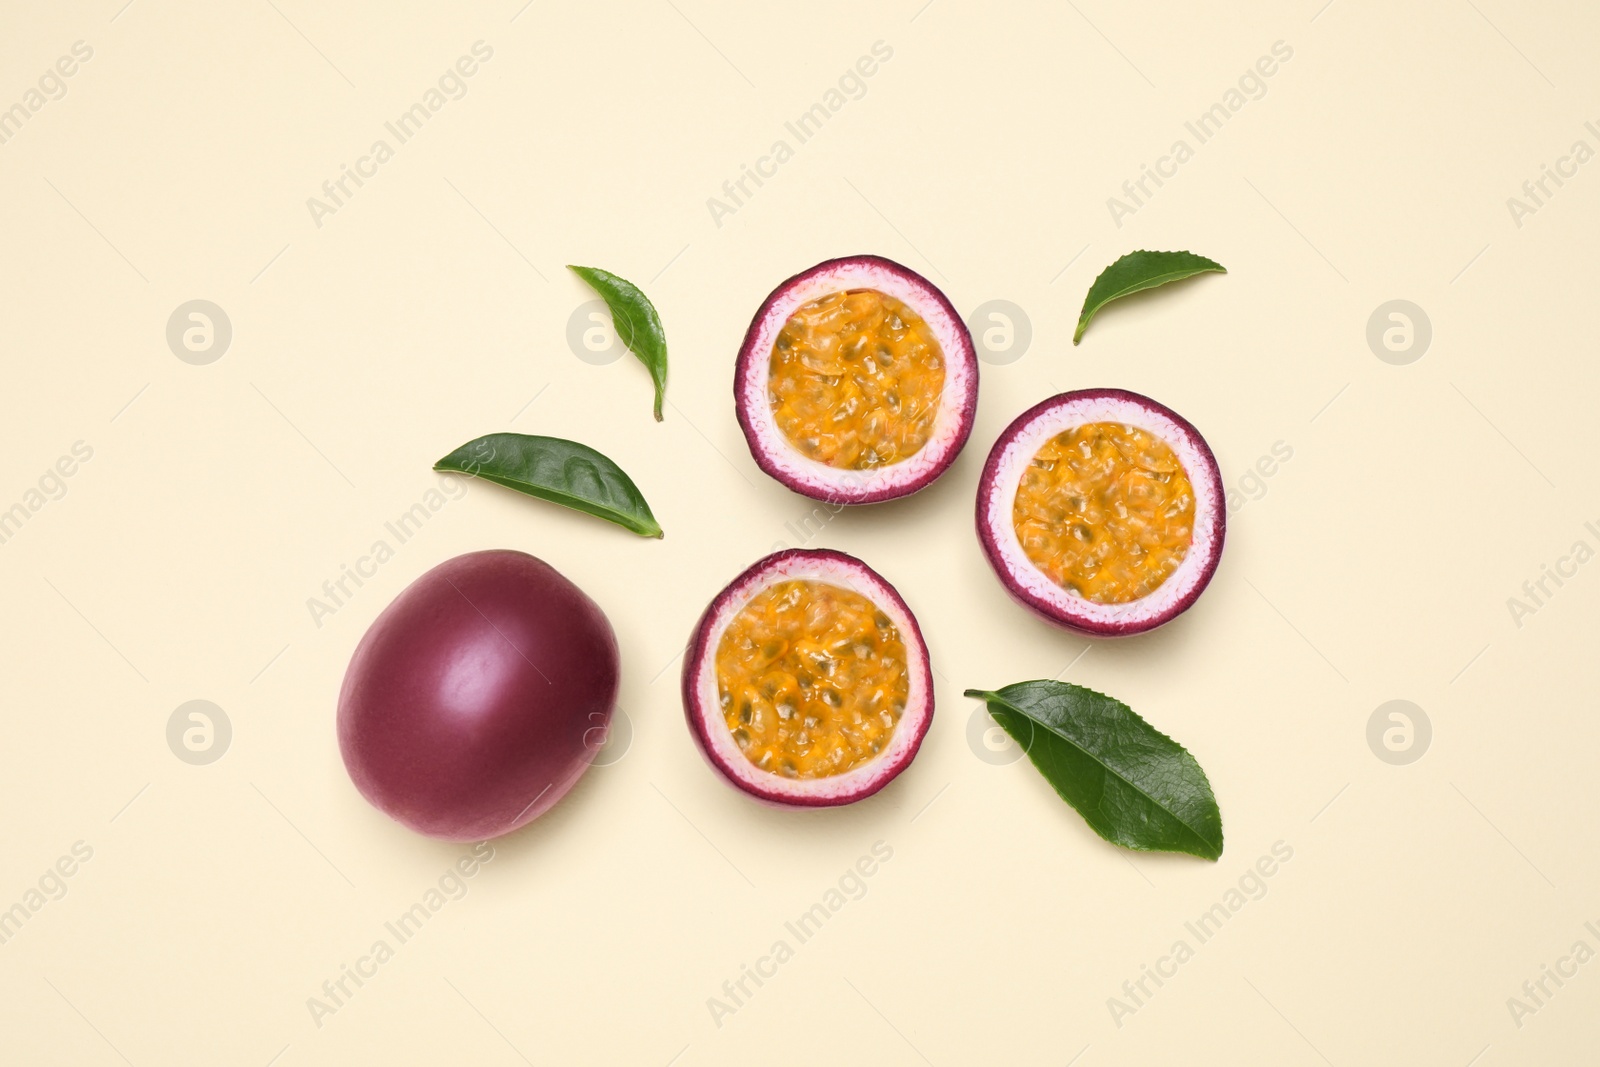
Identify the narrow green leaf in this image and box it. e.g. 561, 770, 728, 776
435, 432, 663, 538
964, 681, 1223, 859
1072, 249, 1226, 344
568, 264, 668, 421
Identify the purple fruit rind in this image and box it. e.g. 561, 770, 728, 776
734, 255, 979, 505
338, 549, 618, 840
975, 389, 1226, 637
682, 548, 935, 807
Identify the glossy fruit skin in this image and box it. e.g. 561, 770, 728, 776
682, 548, 934, 807
337, 549, 618, 840
734, 255, 980, 504
975, 389, 1225, 637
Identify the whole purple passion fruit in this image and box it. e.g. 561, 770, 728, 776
976, 389, 1225, 637
735, 255, 979, 504
337, 549, 618, 840
682, 549, 934, 806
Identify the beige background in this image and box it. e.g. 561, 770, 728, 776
1, 1, 1596, 1063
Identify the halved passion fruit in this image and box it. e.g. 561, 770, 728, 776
735, 255, 979, 504
682, 549, 934, 806
976, 389, 1225, 637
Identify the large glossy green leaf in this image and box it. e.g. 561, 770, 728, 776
568, 264, 669, 421
1073, 249, 1226, 344
965, 680, 1223, 859
435, 432, 663, 538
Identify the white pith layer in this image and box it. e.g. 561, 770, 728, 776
739, 260, 975, 499
981, 395, 1220, 629
692, 554, 930, 802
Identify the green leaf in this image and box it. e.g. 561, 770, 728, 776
434, 432, 663, 538
568, 264, 668, 421
1072, 250, 1226, 344
964, 681, 1223, 859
